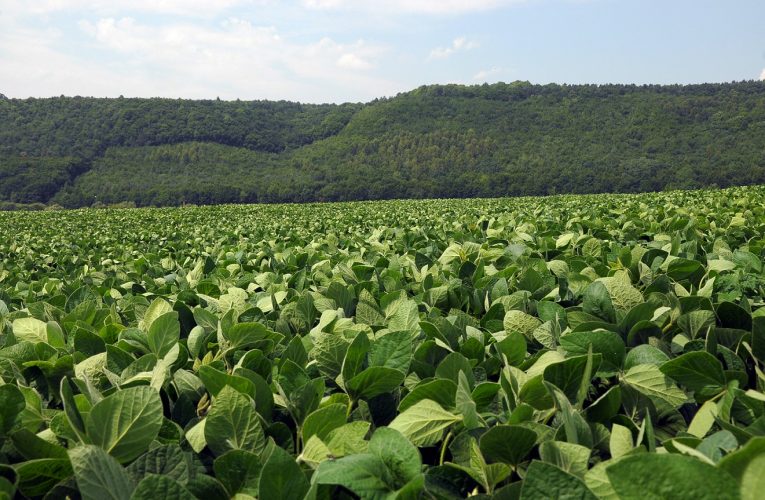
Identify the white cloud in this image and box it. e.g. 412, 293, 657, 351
1, 0, 261, 18
760, 68, 765, 81
429, 36, 478, 59
473, 66, 505, 80
0, 15, 396, 102
337, 53, 373, 70
303, 0, 526, 14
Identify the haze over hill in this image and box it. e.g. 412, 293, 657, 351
2, 80, 765, 207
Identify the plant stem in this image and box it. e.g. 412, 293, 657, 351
439, 430, 454, 466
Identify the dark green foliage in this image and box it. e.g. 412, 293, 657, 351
2, 81, 765, 206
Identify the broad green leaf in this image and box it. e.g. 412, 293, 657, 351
147, 311, 180, 358
398, 379, 457, 412
213, 450, 262, 497
347, 366, 405, 400
368, 427, 422, 484
10, 428, 68, 459
197, 365, 255, 398
69, 445, 134, 500
139, 298, 173, 332
204, 386, 265, 457
660, 351, 726, 401
543, 353, 602, 404
559, 331, 625, 373
0, 384, 25, 436
326, 421, 371, 456
368, 330, 413, 372
456, 370, 481, 430
688, 400, 720, 438
131, 474, 195, 500
623, 344, 670, 370
86, 386, 164, 463
539, 440, 591, 478
302, 403, 348, 442
609, 424, 633, 459
389, 399, 462, 447
12, 317, 48, 343
622, 363, 687, 407
479, 425, 537, 467
314, 453, 391, 498
606, 453, 738, 500
503, 310, 542, 338
126, 444, 191, 485
14, 458, 73, 498
520, 460, 597, 500
582, 281, 616, 324
258, 445, 309, 500
718, 436, 765, 500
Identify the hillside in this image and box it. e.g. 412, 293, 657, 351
2, 81, 765, 207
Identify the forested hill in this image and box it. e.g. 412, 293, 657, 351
2, 80, 765, 207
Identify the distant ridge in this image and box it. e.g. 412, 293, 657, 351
1, 80, 764, 207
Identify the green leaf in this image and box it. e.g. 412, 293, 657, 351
386, 296, 420, 332
86, 386, 164, 463
69, 445, 134, 500
147, 311, 180, 358
687, 400, 719, 438
130, 474, 195, 500
584, 385, 622, 423
622, 363, 687, 407
311, 331, 349, 379
582, 281, 616, 324
543, 353, 602, 404
302, 403, 348, 442
12, 317, 49, 343
59, 377, 88, 442
0, 384, 25, 436
660, 351, 726, 401
435, 352, 474, 386
347, 366, 405, 400
559, 331, 625, 373
398, 379, 457, 412
503, 310, 542, 338
539, 440, 591, 478
314, 453, 391, 498
368, 427, 422, 485
479, 425, 537, 467
609, 424, 633, 459
10, 428, 68, 460
495, 331, 527, 366
718, 436, 765, 500
125, 444, 191, 485
389, 399, 462, 447
606, 453, 739, 500
677, 310, 716, 340
456, 370, 482, 430
213, 450, 262, 497
341, 331, 370, 382
326, 421, 371, 456
520, 460, 597, 499
258, 445, 309, 500
197, 365, 255, 398
14, 458, 73, 498
368, 330, 413, 373
623, 344, 670, 370
204, 386, 265, 457
139, 298, 173, 332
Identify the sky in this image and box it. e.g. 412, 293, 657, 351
1, 0, 764, 103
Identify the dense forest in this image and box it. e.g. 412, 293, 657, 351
1, 80, 765, 207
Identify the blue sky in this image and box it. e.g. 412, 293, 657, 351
1, 0, 763, 103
